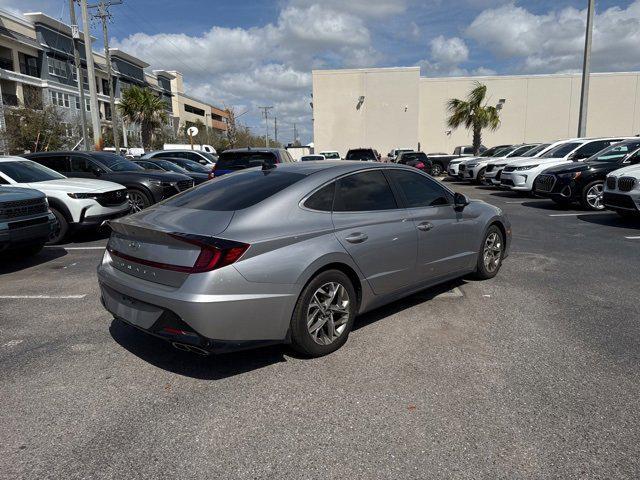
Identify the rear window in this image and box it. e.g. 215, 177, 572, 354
163, 170, 305, 211
217, 151, 277, 170
345, 149, 376, 161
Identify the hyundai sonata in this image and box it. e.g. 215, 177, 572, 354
98, 161, 511, 357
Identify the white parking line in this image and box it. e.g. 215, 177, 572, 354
44, 246, 106, 250
0, 295, 86, 299
624, 236, 640, 240
548, 212, 610, 217
504, 201, 526, 204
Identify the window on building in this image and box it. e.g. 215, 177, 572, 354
85, 97, 91, 111
48, 57, 67, 77
19, 53, 39, 77
184, 104, 205, 116
75, 95, 80, 110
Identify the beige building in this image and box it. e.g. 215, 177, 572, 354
312, 67, 640, 157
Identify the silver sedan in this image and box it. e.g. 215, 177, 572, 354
98, 161, 511, 357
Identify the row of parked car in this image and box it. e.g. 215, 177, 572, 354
444, 137, 640, 216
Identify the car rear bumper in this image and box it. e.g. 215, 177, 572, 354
0, 213, 55, 251
97, 252, 299, 349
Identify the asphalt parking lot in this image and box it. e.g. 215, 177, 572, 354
1, 181, 639, 479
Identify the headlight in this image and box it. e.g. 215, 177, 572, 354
68, 193, 98, 199
514, 165, 538, 171
467, 163, 478, 168
558, 172, 582, 180
149, 180, 176, 187
44, 197, 49, 206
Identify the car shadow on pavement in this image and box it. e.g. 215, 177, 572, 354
64, 229, 111, 245
520, 200, 581, 211
577, 213, 640, 230
353, 279, 467, 332
489, 191, 530, 198
0, 247, 67, 274
109, 318, 288, 380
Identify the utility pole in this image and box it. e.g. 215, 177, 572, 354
274, 116, 278, 144
69, 0, 89, 150
257, 106, 273, 147
577, 0, 595, 137
293, 123, 298, 145
90, 0, 122, 152
80, 0, 101, 149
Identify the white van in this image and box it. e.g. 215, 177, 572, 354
164, 144, 216, 154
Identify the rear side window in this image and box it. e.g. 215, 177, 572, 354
217, 152, 277, 170
32, 155, 70, 172
387, 169, 452, 208
345, 149, 376, 161
334, 170, 397, 212
304, 182, 335, 211
70, 156, 95, 172
164, 170, 305, 211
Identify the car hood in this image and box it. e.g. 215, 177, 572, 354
608, 164, 640, 178
22, 178, 125, 193
543, 162, 590, 174
107, 171, 192, 182
0, 186, 46, 202
507, 157, 567, 168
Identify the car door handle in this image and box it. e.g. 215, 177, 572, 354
417, 222, 434, 232
345, 232, 368, 244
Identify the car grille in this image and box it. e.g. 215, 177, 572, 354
501, 179, 515, 187
535, 174, 556, 193
496, 171, 502, 181
459, 164, 466, 172
95, 189, 128, 207
503, 166, 516, 173
618, 177, 636, 192
177, 180, 194, 191
603, 192, 637, 210
606, 177, 617, 190
486, 165, 495, 173
0, 198, 48, 220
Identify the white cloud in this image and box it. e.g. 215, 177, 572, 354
466, 1, 640, 73
430, 35, 469, 64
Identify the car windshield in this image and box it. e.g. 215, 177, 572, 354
153, 160, 189, 173
346, 149, 376, 160
507, 145, 538, 157
91, 152, 143, 171
301, 155, 325, 161
322, 152, 340, 159
540, 142, 581, 158
164, 170, 305, 211
0, 160, 65, 183
589, 141, 640, 162
480, 146, 510, 157
521, 143, 550, 157
176, 160, 210, 173
217, 151, 277, 170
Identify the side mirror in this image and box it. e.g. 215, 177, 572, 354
90, 166, 103, 176
454, 192, 470, 211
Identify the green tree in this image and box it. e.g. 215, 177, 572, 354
1, 104, 67, 154
446, 81, 501, 155
117, 85, 168, 150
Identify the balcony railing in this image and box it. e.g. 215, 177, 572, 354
2, 93, 19, 107
0, 57, 14, 71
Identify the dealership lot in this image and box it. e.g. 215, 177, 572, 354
1, 181, 639, 479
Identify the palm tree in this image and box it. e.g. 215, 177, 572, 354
446, 82, 501, 155
117, 85, 168, 150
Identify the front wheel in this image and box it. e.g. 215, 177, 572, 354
430, 163, 443, 176
290, 270, 357, 357
47, 207, 69, 245
127, 189, 152, 213
580, 181, 605, 210
474, 225, 505, 280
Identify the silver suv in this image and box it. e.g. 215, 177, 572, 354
98, 161, 510, 357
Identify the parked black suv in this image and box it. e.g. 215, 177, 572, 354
26, 151, 194, 212
534, 139, 640, 210
395, 151, 434, 175
345, 148, 381, 162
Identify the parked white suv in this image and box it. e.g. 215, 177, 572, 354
485, 142, 555, 186
0, 157, 130, 244
603, 163, 640, 218
500, 138, 631, 192
463, 144, 540, 183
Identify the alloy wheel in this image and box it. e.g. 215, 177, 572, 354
431, 164, 442, 176
128, 191, 146, 213
306, 282, 350, 345
483, 232, 503, 273
585, 183, 604, 210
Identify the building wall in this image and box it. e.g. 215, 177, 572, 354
313, 67, 640, 156
312, 67, 420, 157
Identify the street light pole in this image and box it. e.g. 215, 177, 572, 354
577, 0, 595, 137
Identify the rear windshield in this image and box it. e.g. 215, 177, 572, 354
400, 152, 428, 162
216, 151, 277, 170
345, 149, 376, 161
163, 170, 305, 211
0, 160, 65, 183
521, 143, 550, 157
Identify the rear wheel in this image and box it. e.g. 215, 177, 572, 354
127, 189, 151, 213
580, 181, 605, 210
47, 207, 69, 245
474, 225, 504, 280
474, 167, 486, 184
290, 270, 357, 357
430, 163, 443, 176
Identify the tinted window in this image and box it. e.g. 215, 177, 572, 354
521, 144, 550, 157
301, 155, 325, 161
480, 146, 510, 157
89, 152, 142, 171
345, 149, 376, 161
0, 160, 65, 183
541, 142, 581, 158
152, 159, 188, 173
304, 182, 335, 211
387, 169, 452, 208
33, 155, 70, 172
174, 159, 210, 173
508, 145, 537, 157
399, 152, 428, 164
163, 170, 304, 211
334, 170, 397, 212
136, 161, 159, 170
575, 140, 619, 159
71, 156, 96, 172
217, 151, 277, 170
590, 141, 640, 162
322, 152, 340, 159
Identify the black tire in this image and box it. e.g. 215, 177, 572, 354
473, 225, 505, 280
430, 163, 443, 177
290, 269, 357, 357
579, 181, 605, 211
474, 167, 486, 184
127, 188, 152, 213
47, 207, 69, 245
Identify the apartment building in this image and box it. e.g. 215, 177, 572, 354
0, 8, 227, 150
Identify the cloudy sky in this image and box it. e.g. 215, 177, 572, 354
3, 0, 640, 143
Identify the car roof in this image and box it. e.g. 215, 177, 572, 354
0, 156, 36, 162
260, 160, 411, 176
223, 147, 283, 153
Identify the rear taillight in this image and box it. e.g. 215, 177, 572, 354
209, 163, 217, 179
415, 162, 425, 169
107, 235, 249, 274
